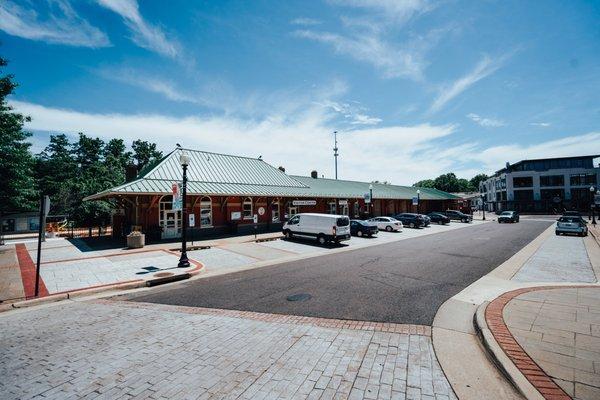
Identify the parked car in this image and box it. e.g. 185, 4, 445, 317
350, 220, 378, 237
366, 216, 403, 232
555, 216, 588, 237
393, 213, 425, 228
427, 212, 450, 225
444, 210, 472, 223
282, 213, 351, 244
420, 214, 431, 227
498, 211, 519, 223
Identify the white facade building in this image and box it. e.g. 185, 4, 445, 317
480, 155, 599, 213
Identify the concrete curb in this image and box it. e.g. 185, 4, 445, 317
473, 301, 544, 400
0, 262, 205, 313
590, 225, 600, 247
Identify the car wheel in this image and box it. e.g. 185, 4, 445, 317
317, 234, 327, 245
409, 222, 415, 228
385, 225, 393, 232
357, 230, 363, 237
284, 230, 292, 239
438, 221, 443, 225
555, 231, 560, 236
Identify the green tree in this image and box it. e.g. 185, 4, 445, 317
412, 179, 436, 188
0, 56, 37, 214
132, 140, 162, 172
470, 173, 489, 191
35, 134, 78, 215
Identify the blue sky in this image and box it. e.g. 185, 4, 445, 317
1, 0, 599, 184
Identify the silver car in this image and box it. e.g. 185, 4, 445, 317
555, 216, 588, 237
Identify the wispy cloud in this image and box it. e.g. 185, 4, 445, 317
97, 0, 179, 59
290, 17, 321, 26
294, 0, 443, 81
294, 29, 436, 81
0, 0, 109, 47
530, 122, 551, 127
466, 113, 505, 127
429, 54, 510, 114
317, 100, 382, 126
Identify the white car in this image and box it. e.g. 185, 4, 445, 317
366, 217, 403, 232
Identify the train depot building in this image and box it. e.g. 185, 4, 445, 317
85, 148, 460, 241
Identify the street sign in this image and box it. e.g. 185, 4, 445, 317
338, 200, 348, 205
364, 193, 371, 204
412, 197, 419, 205
172, 183, 182, 210
253, 214, 258, 224
292, 200, 316, 206
231, 211, 241, 220
189, 213, 195, 227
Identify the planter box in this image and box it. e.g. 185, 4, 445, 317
127, 234, 145, 249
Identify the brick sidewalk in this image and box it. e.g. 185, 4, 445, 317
0, 300, 457, 400
486, 286, 600, 400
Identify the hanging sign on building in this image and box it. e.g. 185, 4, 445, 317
338, 200, 348, 205
231, 211, 241, 220
363, 193, 371, 204
258, 206, 265, 216
412, 197, 419, 206
172, 183, 182, 210
292, 200, 316, 206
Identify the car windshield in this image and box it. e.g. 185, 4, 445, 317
336, 217, 350, 227
501, 212, 512, 215
559, 217, 581, 223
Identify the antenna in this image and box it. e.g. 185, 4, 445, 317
333, 131, 339, 180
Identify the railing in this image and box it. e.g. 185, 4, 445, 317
57, 226, 112, 238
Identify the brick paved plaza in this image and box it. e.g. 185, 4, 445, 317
0, 300, 456, 400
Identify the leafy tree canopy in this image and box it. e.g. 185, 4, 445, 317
413, 172, 488, 193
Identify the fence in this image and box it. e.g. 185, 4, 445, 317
57, 226, 112, 238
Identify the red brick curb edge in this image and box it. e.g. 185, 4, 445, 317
485, 285, 593, 400
100, 299, 432, 336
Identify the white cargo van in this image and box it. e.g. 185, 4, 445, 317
282, 213, 351, 245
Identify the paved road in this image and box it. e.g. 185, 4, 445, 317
128, 220, 552, 325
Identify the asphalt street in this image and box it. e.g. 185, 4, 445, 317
127, 220, 552, 325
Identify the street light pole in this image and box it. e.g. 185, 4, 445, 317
591, 186, 597, 225
178, 151, 190, 268
416, 189, 420, 215
369, 183, 373, 217
333, 131, 339, 180
481, 194, 486, 221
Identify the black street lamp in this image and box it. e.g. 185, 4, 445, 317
481, 194, 486, 221
416, 189, 420, 215
591, 185, 597, 225
178, 150, 191, 268
369, 183, 373, 217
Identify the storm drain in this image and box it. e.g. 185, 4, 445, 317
153, 272, 175, 278
286, 293, 311, 302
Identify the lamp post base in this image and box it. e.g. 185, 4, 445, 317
178, 255, 190, 268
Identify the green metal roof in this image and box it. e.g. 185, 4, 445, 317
84, 148, 459, 201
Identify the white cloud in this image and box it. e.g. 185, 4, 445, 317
97, 0, 179, 58
429, 54, 509, 114
290, 17, 321, 26
329, 0, 432, 24
317, 100, 382, 126
468, 132, 600, 173
294, 29, 428, 80
466, 113, 505, 128
0, 0, 109, 47
530, 122, 551, 127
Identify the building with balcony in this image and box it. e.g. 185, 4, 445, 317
479, 155, 599, 213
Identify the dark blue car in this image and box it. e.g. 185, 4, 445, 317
350, 220, 378, 237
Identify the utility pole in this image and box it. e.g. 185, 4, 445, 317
333, 131, 339, 180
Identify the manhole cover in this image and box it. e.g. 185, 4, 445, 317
286, 293, 311, 302
153, 272, 175, 278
